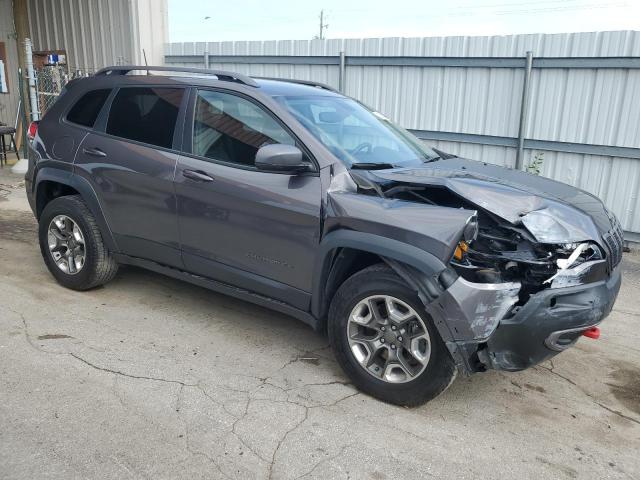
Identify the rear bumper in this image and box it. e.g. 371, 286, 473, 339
483, 265, 621, 371
25, 178, 36, 215
24, 146, 37, 216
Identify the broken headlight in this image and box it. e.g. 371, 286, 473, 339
544, 242, 606, 287
555, 242, 603, 268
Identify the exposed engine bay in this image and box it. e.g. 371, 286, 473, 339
347, 165, 615, 307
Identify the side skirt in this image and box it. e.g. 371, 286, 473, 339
113, 253, 319, 330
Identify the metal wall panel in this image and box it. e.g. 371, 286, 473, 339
27, 0, 168, 71
166, 31, 640, 236
0, 0, 21, 126
27, 0, 132, 70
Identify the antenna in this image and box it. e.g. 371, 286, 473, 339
142, 49, 149, 75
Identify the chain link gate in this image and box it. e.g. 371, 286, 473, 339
34, 66, 96, 117
34, 66, 68, 117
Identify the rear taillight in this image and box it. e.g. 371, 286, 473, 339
27, 121, 39, 140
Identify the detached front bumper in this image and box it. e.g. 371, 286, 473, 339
484, 265, 621, 371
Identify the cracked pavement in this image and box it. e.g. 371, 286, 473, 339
1, 169, 639, 479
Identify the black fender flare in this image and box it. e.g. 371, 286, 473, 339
311, 229, 446, 320
34, 167, 119, 252
312, 229, 472, 372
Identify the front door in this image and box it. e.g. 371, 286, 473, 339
175, 89, 321, 309
74, 86, 186, 267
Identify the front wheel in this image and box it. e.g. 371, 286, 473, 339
328, 264, 456, 406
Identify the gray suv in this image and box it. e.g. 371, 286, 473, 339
25, 66, 623, 406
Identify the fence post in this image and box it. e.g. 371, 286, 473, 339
17, 69, 28, 157
25, 38, 39, 121
515, 51, 533, 170
338, 51, 346, 92
204, 51, 209, 69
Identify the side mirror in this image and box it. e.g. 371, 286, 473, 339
255, 144, 310, 173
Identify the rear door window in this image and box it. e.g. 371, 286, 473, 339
66, 89, 111, 127
106, 87, 184, 149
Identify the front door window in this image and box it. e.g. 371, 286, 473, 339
193, 90, 295, 167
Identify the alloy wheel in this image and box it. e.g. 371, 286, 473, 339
347, 295, 431, 383
47, 215, 86, 275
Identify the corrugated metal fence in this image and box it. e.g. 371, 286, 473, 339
165, 31, 640, 240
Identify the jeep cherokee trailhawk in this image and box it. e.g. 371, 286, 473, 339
25, 66, 623, 406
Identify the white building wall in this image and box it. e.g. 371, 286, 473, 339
132, 0, 169, 66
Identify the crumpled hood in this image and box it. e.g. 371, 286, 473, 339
366, 157, 614, 243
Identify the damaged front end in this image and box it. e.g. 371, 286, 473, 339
343, 163, 623, 374
441, 219, 619, 372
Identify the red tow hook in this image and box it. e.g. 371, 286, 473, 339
582, 327, 601, 339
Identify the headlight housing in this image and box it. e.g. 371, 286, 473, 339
463, 215, 479, 242
521, 210, 569, 243
521, 209, 595, 244
520, 203, 600, 244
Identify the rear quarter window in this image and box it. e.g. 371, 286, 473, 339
66, 89, 111, 127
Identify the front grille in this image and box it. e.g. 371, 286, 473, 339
602, 213, 624, 270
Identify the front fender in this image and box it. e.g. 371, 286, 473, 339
325, 191, 476, 261
311, 191, 475, 319
311, 189, 479, 368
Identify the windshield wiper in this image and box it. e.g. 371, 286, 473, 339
428, 147, 457, 161
350, 162, 394, 170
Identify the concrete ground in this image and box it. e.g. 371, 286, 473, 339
1, 168, 639, 480
0, 151, 20, 169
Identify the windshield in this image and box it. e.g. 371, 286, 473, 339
274, 95, 439, 168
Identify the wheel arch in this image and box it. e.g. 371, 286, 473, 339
34, 168, 119, 252
314, 230, 473, 375
36, 180, 80, 218
311, 229, 447, 327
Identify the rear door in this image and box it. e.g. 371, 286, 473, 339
74, 86, 187, 267
175, 88, 321, 309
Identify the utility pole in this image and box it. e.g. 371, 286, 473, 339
318, 9, 329, 40
12, 0, 31, 121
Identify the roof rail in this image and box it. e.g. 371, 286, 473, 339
255, 77, 339, 93
94, 65, 259, 87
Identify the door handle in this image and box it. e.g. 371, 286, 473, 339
82, 147, 107, 157
183, 169, 214, 182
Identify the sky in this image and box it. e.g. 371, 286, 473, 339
168, 0, 640, 42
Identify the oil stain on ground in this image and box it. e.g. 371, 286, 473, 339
0, 209, 37, 243
607, 366, 640, 415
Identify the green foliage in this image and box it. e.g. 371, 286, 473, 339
526, 152, 544, 175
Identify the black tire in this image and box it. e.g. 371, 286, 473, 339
328, 264, 456, 406
39, 195, 118, 290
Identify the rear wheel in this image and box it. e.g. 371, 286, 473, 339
328, 264, 456, 406
39, 195, 118, 290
